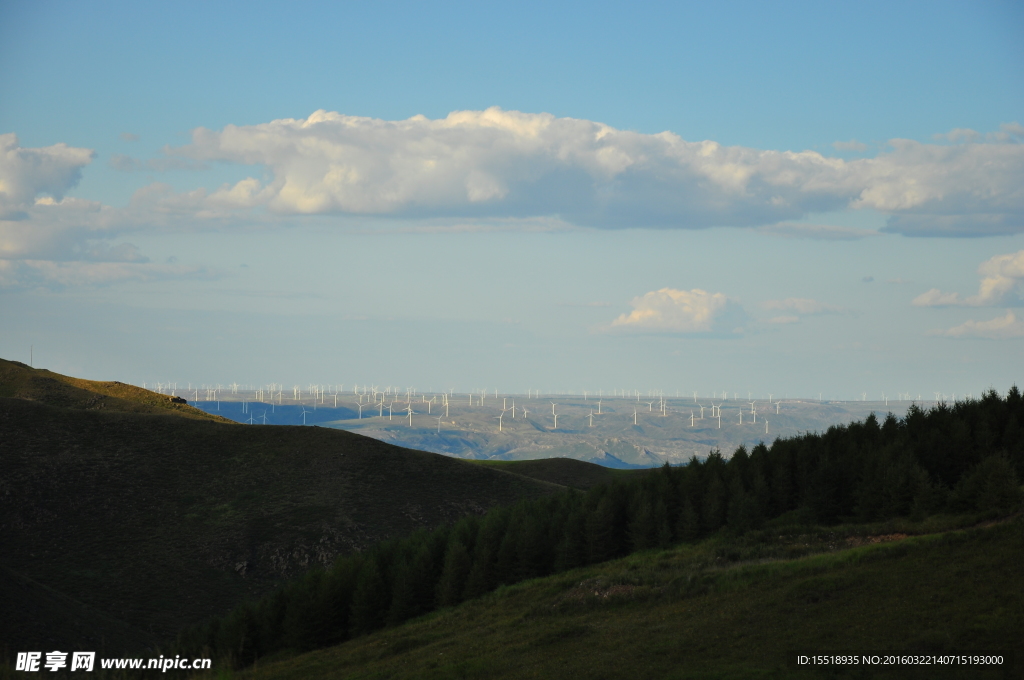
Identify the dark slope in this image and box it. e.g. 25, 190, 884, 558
468, 457, 643, 489
0, 358, 232, 422
0, 397, 562, 653
242, 518, 1024, 680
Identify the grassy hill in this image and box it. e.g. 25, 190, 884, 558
170, 388, 1023, 679
0, 358, 232, 422
234, 515, 1024, 680
0, 365, 582, 654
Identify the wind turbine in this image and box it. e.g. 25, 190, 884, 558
597, 399, 602, 414
497, 410, 507, 432
633, 409, 638, 425
407, 406, 415, 427
436, 415, 443, 434
552, 413, 559, 429
357, 403, 365, 419
588, 411, 594, 427
300, 407, 309, 425
551, 402, 558, 415
646, 401, 655, 412
261, 411, 268, 425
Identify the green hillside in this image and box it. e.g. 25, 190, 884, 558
239, 516, 1023, 680
172, 388, 1023, 678
0, 391, 566, 654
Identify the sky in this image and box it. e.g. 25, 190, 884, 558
1, 0, 1023, 399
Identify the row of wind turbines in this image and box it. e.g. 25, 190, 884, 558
140, 380, 964, 436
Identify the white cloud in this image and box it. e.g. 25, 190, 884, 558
933, 123, 1023, 145
160, 109, 1024, 235
610, 288, 747, 334
0, 133, 94, 220
4, 111, 1024, 280
912, 250, 1024, 307
766, 315, 800, 324
928, 311, 1024, 340
763, 298, 845, 315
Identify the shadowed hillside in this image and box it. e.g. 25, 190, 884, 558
468, 458, 643, 489
174, 388, 1023, 677
0, 371, 569, 654
238, 516, 1024, 680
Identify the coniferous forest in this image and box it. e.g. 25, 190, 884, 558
175, 389, 1024, 667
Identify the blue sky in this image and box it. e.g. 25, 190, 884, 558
1, 0, 1022, 398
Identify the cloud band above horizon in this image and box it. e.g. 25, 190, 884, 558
2, 110, 1024, 289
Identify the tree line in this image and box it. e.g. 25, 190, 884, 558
174, 388, 1023, 666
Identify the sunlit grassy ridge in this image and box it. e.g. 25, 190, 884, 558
0, 358, 231, 422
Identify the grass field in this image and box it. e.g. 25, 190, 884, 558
234, 514, 1023, 680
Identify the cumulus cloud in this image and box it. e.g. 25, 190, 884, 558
928, 311, 1024, 340
933, 122, 1023, 145
0, 133, 94, 220
913, 250, 1024, 307
4, 110, 1024, 284
158, 109, 1024, 235
610, 288, 747, 334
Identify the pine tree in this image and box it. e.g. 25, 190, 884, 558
435, 539, 472, 607
349, 554, 389, 637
